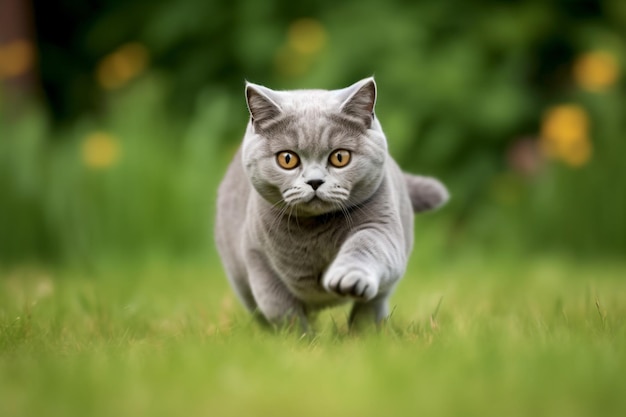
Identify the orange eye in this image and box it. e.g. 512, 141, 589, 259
276, 151, 300, 170
329, 149, 351, 168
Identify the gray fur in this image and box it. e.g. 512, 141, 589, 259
215, 77, 448, 330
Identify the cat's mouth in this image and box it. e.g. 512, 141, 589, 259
282, 187, 350, 217
287, 194, 339, 216
303, 193, 328, 207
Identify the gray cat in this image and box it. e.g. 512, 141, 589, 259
215, 77, 448, 330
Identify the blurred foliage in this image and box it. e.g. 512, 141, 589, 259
1, 0, 626, 265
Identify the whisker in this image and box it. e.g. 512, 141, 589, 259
328, 199, 353, 233
285, 204, 295, 242
340, 201, 355, 232
347, 203, 355, 230
265, 199, 289, 237
294, 202, 302, 233
350, 198, 378, 220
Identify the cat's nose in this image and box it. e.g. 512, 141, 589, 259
306, 179, 325, 191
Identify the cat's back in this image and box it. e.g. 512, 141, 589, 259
215, 148, 249, 264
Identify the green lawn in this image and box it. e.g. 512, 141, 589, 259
1, 248, 625, 417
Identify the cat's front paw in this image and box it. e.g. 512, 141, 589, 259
322, 266, 378, 301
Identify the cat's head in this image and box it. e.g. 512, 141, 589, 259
241, 78, 388, 217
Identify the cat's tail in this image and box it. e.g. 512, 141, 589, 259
404, 173, 449, 213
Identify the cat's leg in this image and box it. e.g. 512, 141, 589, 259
246, 249, 309, 331
322, 229, 405, 324
348, 293, 390, 328
225, 274, 257, 313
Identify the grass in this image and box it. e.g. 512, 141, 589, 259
1, 246, 626, 417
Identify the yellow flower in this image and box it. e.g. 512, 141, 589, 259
0, 39, 35, 79
288, 18, 327, 55
82, 132, 121, 169
275, 18, 327, 77
274, 45, 314, 77
573, 51, 620, 92
539, 104, 592, 167
558, 135, 592, 167
96, 42, 149, 90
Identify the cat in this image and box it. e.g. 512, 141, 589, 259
215, 77, 448, 330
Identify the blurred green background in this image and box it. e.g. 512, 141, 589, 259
1, 0, 625, 266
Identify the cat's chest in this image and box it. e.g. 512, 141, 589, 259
264, 221, 344, 273
258, 215, 349, 300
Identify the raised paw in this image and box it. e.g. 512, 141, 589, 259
322, 266, 379, 301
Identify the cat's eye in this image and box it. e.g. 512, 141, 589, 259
276, 151, 300, 170
329, 149, 351, 168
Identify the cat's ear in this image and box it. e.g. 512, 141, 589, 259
245, 82, 282, 130
337, 77, 377, 128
